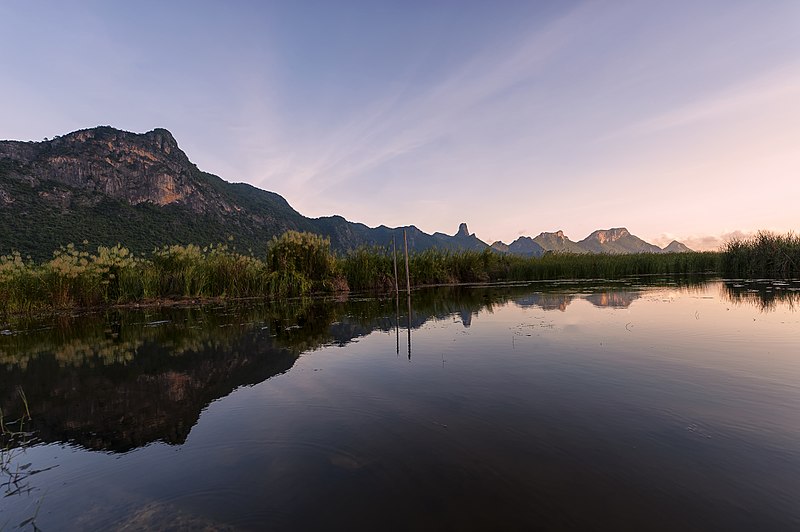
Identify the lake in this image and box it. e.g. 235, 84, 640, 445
2, 279, 799, 530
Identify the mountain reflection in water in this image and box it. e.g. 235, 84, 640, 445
0, 280, 696, 452
1, 278, 799, 531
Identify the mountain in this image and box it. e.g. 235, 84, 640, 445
0, 126, 692, 259
577, 228, 662, 254
433, 222, 493, 252
662, 240, 693, 253
492, 228, 691, 256
0, 126, 487, 259
532, 230, 585, 253
489, 241, 509, 253
505, 236, 546, 257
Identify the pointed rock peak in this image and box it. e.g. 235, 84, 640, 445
456, 223, 470, 237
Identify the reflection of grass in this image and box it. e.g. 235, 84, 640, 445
4, 281, 713, 370
721, 280, 800, 312
0, 306, 283, 369
1, 387, 32, 492
1, 387, 47, 530
722, 231, 800, 278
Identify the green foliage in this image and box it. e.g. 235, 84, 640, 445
499, 251, 720, 281
721, 231, 800, 278
0, 230, 727, 317
266, 231, 344, 296
341, 246, 396, 291
0, 232, 339, 316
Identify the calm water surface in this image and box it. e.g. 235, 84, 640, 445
1, 279, 799, 530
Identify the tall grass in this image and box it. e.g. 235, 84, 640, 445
0, 233, 344, 315
501, 251, 720, 281
343, 246, 719, 287
1, 230, 726, 316
721, 231, 800, 278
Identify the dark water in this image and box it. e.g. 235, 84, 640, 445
1, 279, 799, 530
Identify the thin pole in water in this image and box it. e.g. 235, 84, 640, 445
403, 228, 412, 359
407, 294, 412, 360
403, 228, 411, 294
395, 292, 400, 356
392, 236, 399, 296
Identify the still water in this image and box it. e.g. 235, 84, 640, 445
1, 279, 799, 530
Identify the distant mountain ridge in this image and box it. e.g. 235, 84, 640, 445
0, 126, 691, 258
490, 227, 691, 256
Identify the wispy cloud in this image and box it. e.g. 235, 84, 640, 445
596, 64, 800, 143
250, 3, 602, 204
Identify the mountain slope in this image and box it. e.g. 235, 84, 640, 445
432, 223, 488, 251
532, 230, 585, 253
577, 228, 662, 254
0, 127, 486, 259
506, 237, 546, 257
1, 126, 690, 260
662, 240, 693, 253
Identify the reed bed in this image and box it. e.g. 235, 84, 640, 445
720, 231, 800, 279
1, 230, 723, 316
0, 232, 340, 315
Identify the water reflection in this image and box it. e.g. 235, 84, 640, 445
0, 276, 792, 455
1, 277, 799, 531
722, 279, 800, 311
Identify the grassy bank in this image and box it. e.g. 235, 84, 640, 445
345, 246, 720, 291
0, 230, 723, 316
0, 231, 345, 315
721, 231, 800, 278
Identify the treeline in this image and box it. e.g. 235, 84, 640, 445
0, 230, 726, 315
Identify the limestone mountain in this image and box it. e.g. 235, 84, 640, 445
0, 126, 691, 259
532, 230, 585, 253
577, 228, 662, 254
489, 241, 509, 253
433, 223, 487, 251
0, 126, 487, 258
505, 236, 546, 257
662, 240, 693, 253
492, 228, 690, 256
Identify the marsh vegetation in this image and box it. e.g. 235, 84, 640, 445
721, 231, 800, 278
2, 229, 797, 316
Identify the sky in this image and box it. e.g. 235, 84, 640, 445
1, 1, 798, 250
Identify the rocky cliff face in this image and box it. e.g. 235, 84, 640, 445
578, 227, 662, 254
0, 126, 690, 258
533, 230, 585, 253
0, 127, 232, 214
582, 228, 634, 245
1, 126, 494, 257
